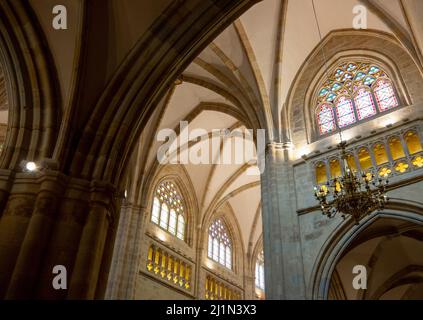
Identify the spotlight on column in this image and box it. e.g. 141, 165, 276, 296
124, 190, 128, 199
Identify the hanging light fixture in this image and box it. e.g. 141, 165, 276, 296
314, 141, 389, 224
311, 0, 389, 224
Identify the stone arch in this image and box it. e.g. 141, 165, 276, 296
0, 1, 60, 171
66, 0, 259, 185
309, 203, 423, 300
285, 29, 423, 148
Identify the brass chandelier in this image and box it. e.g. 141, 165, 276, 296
314, 141, 389, 224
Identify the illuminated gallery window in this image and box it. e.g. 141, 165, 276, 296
255, 251, 265, 291
358, 147, 373, 171
314, 129, 423, 181
151, 181, 186, 241
329, 158, 341, 179
388, 136, 405, 160
316, 62, 399, 135
404, 130, 422, 155
207, 219, 232, 269
315, 161, 327, 184
373, 143, 389, 165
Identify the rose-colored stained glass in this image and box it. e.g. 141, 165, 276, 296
317, 103, 336, 134
373, 79, 398, 111
335, 96, 356, 128
354, 87, 376, 120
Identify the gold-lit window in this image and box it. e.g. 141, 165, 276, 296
358, 147, 372, 171
151, 181, 186, 241
329, 158, 341, 179
315, 162, 327, 184
373, 143, 389, 165
345, 154, 357, 171
388, 136, 405, 160
404, 131, 422, 155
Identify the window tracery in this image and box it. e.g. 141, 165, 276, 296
316, 62, 399, 135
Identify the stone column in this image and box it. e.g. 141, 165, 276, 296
116, 205, 144, 299
261, 142, 306, 299
104, 202, 145, 299
5, 171, 66, 299
243, 274, 255, 300
67, 181, 115, 299
36, 179, 91, 299
0, 173, 36, 298
105, 203, 132, 298
0, 171, 120, 300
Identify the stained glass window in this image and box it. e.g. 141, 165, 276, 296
316, 62, 399, 135
317, 103, 336, 134
373, 79, 398, 112
354, 87, 376, 120
151, 181, 186, 241
208, 219, 232, 269
335, 96, 356, 128
255, 251, 265, 291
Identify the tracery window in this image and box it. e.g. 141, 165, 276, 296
316, 62, 399, 135
208, 219, 232, 269
255, 251, 265, 291
151, 181, 186, 241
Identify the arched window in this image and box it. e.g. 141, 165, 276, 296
388, 136, 405, 160
255, 251, 265, 291
208, 219, 232, 269
373, 143, 389, 165
345, 153, 357, 172
329, 158, 341, 179
404, 130, 422, 155
316, 62, 399, 135
354, 87, 376, 120
373, 79, 398, 112
315, 161, 327, 184
334, 96, 356, 128
358, 147, 372, 171
151, 181, 187, 241
316, 103, 336, 134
